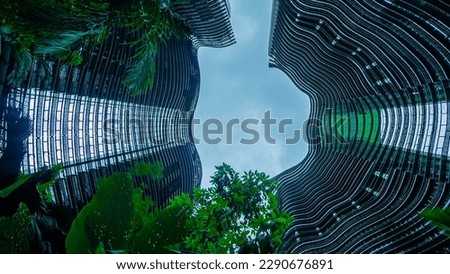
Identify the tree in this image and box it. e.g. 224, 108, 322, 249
65, 162, 189, 254
0, 164, 68, 254
182, 163, 293, 254
0, 0, 189, 95
1, 161, 191, 254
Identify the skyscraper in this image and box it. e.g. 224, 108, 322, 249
0, 0, 235, 211
269, 0, 449, 253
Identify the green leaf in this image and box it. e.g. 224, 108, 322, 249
38, 180, 56, 204
0, 203, 31, 254
419, 208, 450, 238
132, 188, 154, 231
275, 217, 288, 223
132, 205, 190, 253
129, 162, 164, 179
182, 163, 292, 254
7, 49, 33, 87
232, 193, 245, 204
34, 30, 91, 56
169, 193, 192, 208
207, 242, 217, 253
65, 173, 134, 253
95, 242, 106, 254
123, 42, 157, 96
37, 164, 63, 203
419, 208, 450, 227
0, 174, 32, 198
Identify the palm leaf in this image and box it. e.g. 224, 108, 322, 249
123, 37, 158, 96
7, 50, 33, 87
419, 207, 450, 238
0, 174, 32, 198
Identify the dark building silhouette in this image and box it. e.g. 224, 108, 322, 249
0, 0, 235, 211
269, 0, 449, 253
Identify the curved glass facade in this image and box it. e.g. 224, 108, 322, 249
269, 0, 449, 253
0, 0, 235, 210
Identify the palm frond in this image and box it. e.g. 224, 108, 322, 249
2, 0, 189, 96
34, 30, 93, 56
123, 34, 158, 96
6, 50, 33, 87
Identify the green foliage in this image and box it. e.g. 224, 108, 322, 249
0, 161, 294, 254
65, 173, 134, 253
130, 189, 191, 254
123, 44, 157, 96
33, 30, 96, 65
0, 174, 32, 198
1, 0, 109, 52
7, 48, 33, 87
419, 207, 450, 238
132, 204, 190, 253
0, 163, 62, 202
132, 188, 154, 232
1, 0, 189, 94
123, 0, 188, 95
66, 162, 191, 254
182, 163, 293, 254
0, 203, 31, 253
37, 164, 63, 203
129, 161, 164, 179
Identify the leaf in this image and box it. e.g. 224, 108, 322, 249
132, 188, 154, 230
419, 208, 450, 227
132, 205, 190, 253
129, 162, 164, 179
275, 217, 288, 223
207, 242, 217, 253
184, 163, 292, 254
65, 173, 134, 253
37, 164, 63, 203
123, 45, 157, 96
7, 50, 33, 87
37, 180, 55, 195
169, 193, 192, 208
0, 174, 32, 198
419, 208, 450, 238
95, 242, 106, 254
0, 203, 31, 254
34, 30, 91, 56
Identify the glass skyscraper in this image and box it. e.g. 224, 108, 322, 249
269, 0, 449, 253
0, 0, 235, 210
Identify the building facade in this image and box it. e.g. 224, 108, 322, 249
0, 0, 235, 211
269, 0, 449, 253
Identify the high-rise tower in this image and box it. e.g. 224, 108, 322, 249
269, 0, 449, 253
0, 0, 235, 211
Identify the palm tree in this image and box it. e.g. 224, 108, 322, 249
1, 0, 189, 95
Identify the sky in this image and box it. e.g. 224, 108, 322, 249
193, 0, 311, 187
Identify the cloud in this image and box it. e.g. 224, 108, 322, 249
199, 142, 284, 188
233, 15, 259, 45
195, 0, 310, 188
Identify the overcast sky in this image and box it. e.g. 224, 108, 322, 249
194, 0, 310, 186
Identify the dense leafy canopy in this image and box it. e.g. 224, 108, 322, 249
1, 0, 189, 95
1, 160, 293, 254
181, 163, 293, 254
